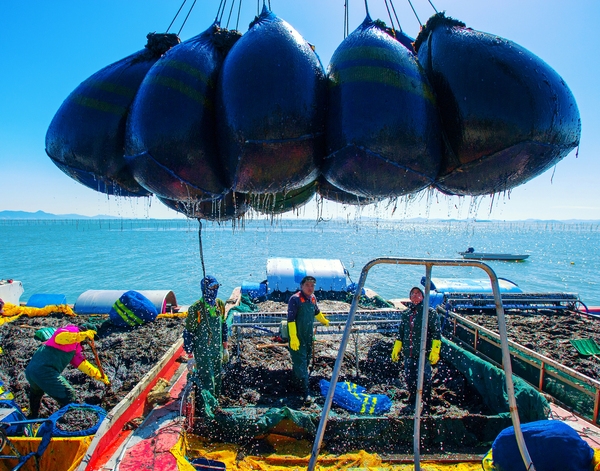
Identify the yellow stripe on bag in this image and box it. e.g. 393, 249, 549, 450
369, 397, 377, 414
114, 299, 143, 326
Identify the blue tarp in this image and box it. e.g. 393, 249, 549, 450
319, 379, 392, 415
26, 294, 67, 308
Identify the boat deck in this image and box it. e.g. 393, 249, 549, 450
94, 366, 600, 470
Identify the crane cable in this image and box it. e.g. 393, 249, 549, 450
198, 221, 207, 283
165, 0, 198, 36
177, 0, 198, 36
166, 0, 187, 33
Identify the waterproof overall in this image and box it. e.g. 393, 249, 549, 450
397, 303, 441, 406
185, 298, 224, 398
25, 345, 79, 417
289, 294, 318, 394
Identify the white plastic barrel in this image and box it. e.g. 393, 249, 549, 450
266, 258, 349, 293
0, 280, 24, 305
74, 290, 178, 315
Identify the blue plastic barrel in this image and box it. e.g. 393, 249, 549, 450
241, 281, 267, 299
26, 294, 67, 308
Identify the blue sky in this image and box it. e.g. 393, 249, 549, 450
1, 0, 598, 220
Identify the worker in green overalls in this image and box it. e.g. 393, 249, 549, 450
391, 286, 441, 414
183, 275, 229, 407
287, 275, 329, 401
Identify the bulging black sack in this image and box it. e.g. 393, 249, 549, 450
46, 33, 180, 196
126, 24, 240, 202
216, 5, 326, 194
324, 16, 442, 199
415, 13, 581, 196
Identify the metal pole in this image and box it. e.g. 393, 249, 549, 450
487, 268, 536, 471
413, 263, 433, 471
307, 265, 369, 471
306, 257, 535, 471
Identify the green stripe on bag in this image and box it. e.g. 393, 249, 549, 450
114, 299, 144, 326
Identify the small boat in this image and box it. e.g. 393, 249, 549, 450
458, 247, 529, 261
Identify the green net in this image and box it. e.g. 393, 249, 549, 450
190, 339, 548, 454
446, 316, 598, 423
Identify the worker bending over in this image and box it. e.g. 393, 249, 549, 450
25, 324, 109, 418
287, 275, 329, 401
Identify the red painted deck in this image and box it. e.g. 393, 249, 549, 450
550, 403, 600, 448
95, 369, 188, 471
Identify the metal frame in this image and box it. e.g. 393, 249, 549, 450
446, 311, 600, 423
307, 257, 536, 471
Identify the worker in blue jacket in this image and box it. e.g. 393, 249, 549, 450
287, 275, 329, 401
183, 276, 229, 402
391, 286, 441, 414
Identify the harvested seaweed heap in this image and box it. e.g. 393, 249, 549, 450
0, 314, 185, 418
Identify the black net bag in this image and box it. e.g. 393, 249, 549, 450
415, 12, 581, 196
46, 33, 180, 196
324, 16, 442, 199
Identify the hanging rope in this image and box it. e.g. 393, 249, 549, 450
235, 0, 244, 30
364, 0, 370, 17
177, 0, 198, 36
406, 0, 422, 27
166, 0, 188, 33
198, 221, 207, 282
215, 0, 227, 23
389, 0, 403, 32
344, 0, 349, 38
383, 0, 397, 33
427, 0, 439, 14
225, 0, 236, 28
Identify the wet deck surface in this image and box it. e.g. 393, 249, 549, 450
100, 371, 600, 470
98, 366, 188, 471
549, 403, 600, 448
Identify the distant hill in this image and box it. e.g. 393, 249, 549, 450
0, 210, 118, 220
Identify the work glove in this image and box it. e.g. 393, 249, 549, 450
288, 321, 300, 351
315, 312, 330, 326
187, 358, 196, 373
78, 360, 109, 384
55, 329, 96, 345
34, 327, 57, 342
391, 340, 402, 362
429, 339, 442, 365
222, 349, 230, 364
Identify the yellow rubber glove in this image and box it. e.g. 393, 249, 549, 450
55, 330, 96, 345
99, 374, 111, 385
391, 340, 402, 362
288, 321, 300, 351
78, 360, 110, 384
315, 312, 330, 326
429, 339, 442, 365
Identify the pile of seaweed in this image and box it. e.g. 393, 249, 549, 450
459, 310, 600, 380
0, 313, 185, 420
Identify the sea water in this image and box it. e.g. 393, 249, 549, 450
1, 218, 599, 306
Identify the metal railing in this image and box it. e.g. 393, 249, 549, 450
307, 257, 536, 471
231, 308, 404, 338
442, 292, 579, 311
445, 311, 600, 423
